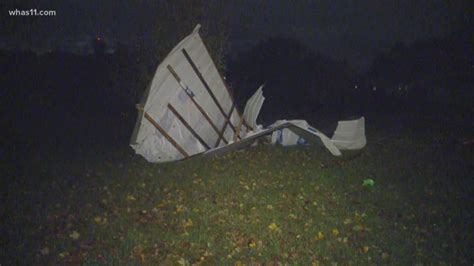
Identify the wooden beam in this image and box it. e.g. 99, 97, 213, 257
167, 64, 182, 82
182, 48, 237, 134
167, 103, 211, 150
199, 41, 248, 132
143, 112, 189, 158
214, 103, 235, 147
166, 64, 228, 144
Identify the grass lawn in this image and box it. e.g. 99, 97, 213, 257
1, 113, 473, 264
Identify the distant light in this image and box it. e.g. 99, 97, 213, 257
96, 37, 101, 41
373, 86, 377, 91
354, 85, 358, 89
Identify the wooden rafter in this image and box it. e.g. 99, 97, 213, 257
167, 103, 211, 150
182, 48, 238, 134
215, 103, 235, 147
143, 112, 188, 158
167, 64, 228, 144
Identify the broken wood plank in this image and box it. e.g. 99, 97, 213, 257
200, 41, 247, 131
215, 103, 235, 147
167, 103, 211, 150
167, 64, 228, 144
182, 48, 238, 134
144, 112, 189, 158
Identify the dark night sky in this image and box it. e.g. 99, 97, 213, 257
1, 0, 472, 71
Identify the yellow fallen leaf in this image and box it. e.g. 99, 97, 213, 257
176, 205, 185, 213
315, 231, 325, 241
126, 195, 136, 201
94, 216, 108, 225
268, 222, 278, 232
59, 251, 69, 258
248, 240, 256, 248
184, 218, 193, 228
332, 228, 339, 236
362, 246, 370, 253
156, 202, 166, 209
235, 260, 243, 266
69, 230, 80, 240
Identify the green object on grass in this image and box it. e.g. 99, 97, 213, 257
362, 178, 375, 187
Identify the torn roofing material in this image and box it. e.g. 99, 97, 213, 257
331, 117, 366, 150
130, 24, 249, 162
243, 85, 265, 129
205, 120, 342, 157
130, 24, 366, 163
